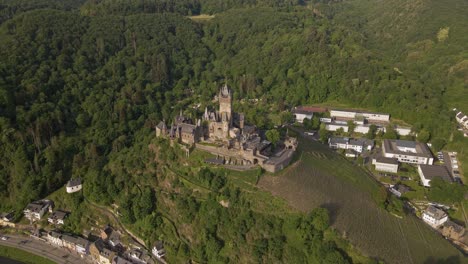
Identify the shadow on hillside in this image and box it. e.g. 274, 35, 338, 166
320, 202, 341, 226
424, 256, 463, 264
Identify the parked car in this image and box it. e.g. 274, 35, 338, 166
1, 236, 9, 241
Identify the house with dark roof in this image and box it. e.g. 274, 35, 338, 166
382, 139, 434, 165
418, 165, 452, 187
389, 183, 412, 197
66, 178, 82, 193
152, 241, 166, 259
0, 212, 14, 222
422, 206, 448, 227
112, 256, 133, 264
23, 200, 54, 221
48, 210, 69, 225
372, 157, 399, 173
442, 221, 466, 241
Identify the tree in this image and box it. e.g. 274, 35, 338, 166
347, 120, 356, 135
366, 124, 378, 139
427, 178, 466, 204
431, 138, 446, 152
266, 129, 280, 146
383, 125, 398, 139
319, 123, 331, 143
417, 129, 431, 143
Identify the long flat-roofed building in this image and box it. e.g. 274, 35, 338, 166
418, 165, 452, 187
330, 109, 390, 123
372, 157, 399, 173
382, 139, 433, 165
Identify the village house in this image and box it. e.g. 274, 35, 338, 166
23, 200, 54, 222
101, 225, 122, 249
328, 137, 374, 153
422, 206, 448, 227
47, 231, 64, 247
0, 212, 15, 227
128, 248, 150, 263
418, 165, 452, 187
152, 241, 165, 259
90, 239, 116, 264
112, 256, 133, 264
48, 210, 69, 225
442, 221, 466, 241
292, 107, 314, 123
382, 139, 434, 165
372, 157, 399, 173
61, 234, 90, 255
455, 111, 468, 130
389, 183, 412, 197
66, 178, 82, 193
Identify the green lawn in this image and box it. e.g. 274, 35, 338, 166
0, 245, 55, 264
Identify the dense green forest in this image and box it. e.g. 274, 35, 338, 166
0, 0, 467, 262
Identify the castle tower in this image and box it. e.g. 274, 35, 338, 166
219, 84, 232, 124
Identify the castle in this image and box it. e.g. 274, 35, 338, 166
155, 84, 297, 172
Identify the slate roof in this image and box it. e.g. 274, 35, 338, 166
424, 206, 447, 220
156, 121, 167, 130
396, 140, 416, 149
419, 165, 452, 182
383, 139, 433, 158
49, 210, 68, 221
67, 178, 82, 188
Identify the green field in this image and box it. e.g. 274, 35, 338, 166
0, 245, 55, 264
258, 137, 466, 264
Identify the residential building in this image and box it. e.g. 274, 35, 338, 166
152, 241, 166, 259
101, 225, 121, 248
442, 221, 466, 241
418, 165, 452, 187
61, 235, 89, 255
395, 126, 412, 136
90, 239, 115, 264
48, 210, 68, 225
292, 107, 313, 123
382, 139, 434, 165
328, 137, 374, 153
422, 206, 448, 227
389, 184, 411, 197
372, 157, 399, 173
24, 200, 54, 222
112, 256, 133, 264
455, 111, 468, 130
128, 248, 148, 263
0, 212, 14, 222
66, 178, 82, 193
47, 231, 63, 247
325, 123, 349, 132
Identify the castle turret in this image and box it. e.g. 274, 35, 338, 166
219, 84, 232, 125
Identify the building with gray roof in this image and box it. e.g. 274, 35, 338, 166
382, 139, 433, 165
418, 165, 452, 187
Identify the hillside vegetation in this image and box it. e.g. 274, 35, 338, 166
0, 0, 467, 263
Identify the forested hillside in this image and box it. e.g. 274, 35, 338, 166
0, 0, 466, 263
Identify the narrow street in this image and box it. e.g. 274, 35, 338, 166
0, 234, 93, 264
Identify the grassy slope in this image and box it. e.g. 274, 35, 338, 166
258, 137, 466, 264
0, 245, 55, 264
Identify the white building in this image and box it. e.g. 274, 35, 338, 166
328, 137, 374, 153
455, 111, 468, 129
152, 241, 166, 259
66, 178, 82, 193
325, 123, 349, 132
24, 200, 53, 222
292, 108, 313, 123
48, 210, 68, 225
395, 126, 412, 136
422, 206, 448, 227
372, 157, 399, 173
47, 231, 63, 247
418, 165, 452, 187
330, 109, 390, 123
382, 139, 434, 165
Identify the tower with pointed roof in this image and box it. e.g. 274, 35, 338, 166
218, 84, 232, 126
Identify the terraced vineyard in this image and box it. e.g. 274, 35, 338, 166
258, 138, 466, 264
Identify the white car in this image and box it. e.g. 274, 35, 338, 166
1, 236, 8, 241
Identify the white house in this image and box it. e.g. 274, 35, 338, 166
372, 157, 399, 173
152, 241, 166, 259
47, 231, 64, 247
422, 206, 448, 227
325, 123, 349, 132
382, 139, 434, 165
418, 165, 452, 187
48, 210, 68, 225
24, 200, 54, 222
66, 178, 82, 193
329, 137, 374, 153
292, 108, 313, 123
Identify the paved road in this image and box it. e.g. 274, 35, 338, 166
0, 235, 93, 264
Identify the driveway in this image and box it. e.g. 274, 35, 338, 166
0, 234, 93, 264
